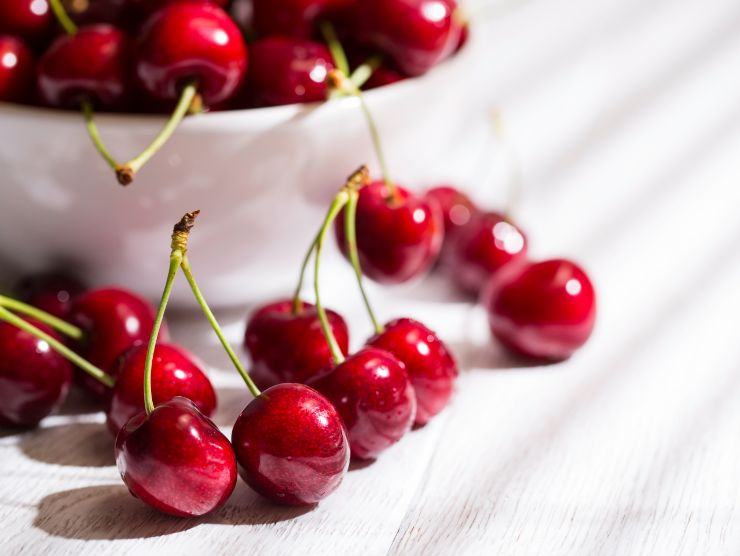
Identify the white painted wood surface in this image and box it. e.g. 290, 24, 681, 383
3, 0, 740, 553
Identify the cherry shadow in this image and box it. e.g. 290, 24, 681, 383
349, 458, 375, 472
20, 421, 115, 467
55, 386, 104, 416
208, 481, 314, 526
447, 338, 558, 373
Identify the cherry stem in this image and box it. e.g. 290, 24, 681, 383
291, 232, 319, 315
314, 191, 349, 365
49, 0, 78, 35
0, 305, 114, 388
116, 82, 199, 186
356, 93, 395, 197
80, 99, 122, 173
0, 295, 84, 340
320, 22, 350, 77
349, 56, 382, 89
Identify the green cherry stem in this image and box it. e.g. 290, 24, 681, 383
320, 22, 350, 77
81, 99, 122, 173
48, 0, 78, 35
0, 305, 114, 388
116, 82, 200, 186
291, 231, 319, 315
349, 56, 382, 89
0, 295, 84, 340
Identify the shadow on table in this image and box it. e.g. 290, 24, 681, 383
20, 421, 115, 467
55, 387, 104, 416
447, 338, 558, 373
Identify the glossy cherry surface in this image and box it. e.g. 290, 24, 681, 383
244, 299, 349, 388
36, 24, 131, 109
15, 272, 86, 319
107, 343, 217, 436
309, 347, 416, 460
252, 0, 350, 39
135, 2, 247, 106
0, 0, 52, 43
354, 0, 463, 76
0, 319, 72, 428
231, 383, 349, 505
425, 185, 477, 262
0, 36, 34, 103
335, 180, 443, 284
449, 211, 528, 297
245, 37, 333, 106
128, 0, 227, 21
69, 287, 166, 399
116, 397, 237, 517
368, 318, 457, 426
483, 259, 596, 360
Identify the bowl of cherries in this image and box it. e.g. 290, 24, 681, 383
0, 0, 477, 306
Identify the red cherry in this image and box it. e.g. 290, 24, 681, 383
0, 0, 52, 43
0, 319, 72, 427
0, 36, 34, 103
116, 397, 237, 517
65, 0, 129, 26
483, 259, 596, 360
128, 0, 227, 21
14, 272, 86, 319
231, 383, 349, 505
245, 37, 333, 107
335, 181, 443, 284
252, 0, 350, 39
363, 65, 405, 90
244, 299, 349, 388
135, 2, 247, 107
354, 0, 463, 76
424, 185, 477, 262
106, 343, 217, 436
368, 318, 457, 426
68, 287, 167, 399
309, 347, 416, 460
36, 24, 131, 109
448, 211, 528, 297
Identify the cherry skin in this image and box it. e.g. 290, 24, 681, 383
368, 318, 457, 426
0, 36, 35, 103
309, 347, 416, 460
353, 0, 463, 76
251, 0, 351, 39
482, 259, 596, 360
335, 181, 443, 284
65, 0, 129, 26
231, 383, 349, 505
68, 287, 167, 399
116, 397, 237, 517
127, 0, 227, 21
448, 211, 528, 297
0, 0, 52, 44
244, 299, 349, 388
425, 185, 477, 263
36, 24, 131, 110
106, 343, 217, 436
245, 37, 333, 107
0, 319, 73, 428
14, 272, 86, 319
363, 65, 405, 90
135, 2, 247, 107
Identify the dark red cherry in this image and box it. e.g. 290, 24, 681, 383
335, 180, 443, 284
368, 318, 457, 426
36, 24, 131, 109
251, 0, 350, 39
64, 0, 129, 26
0, 319, 72, 428
231, 383, 349, 505
0, 0, 52, 44
425, 185, 477, 262
363, 65, 405, 90
116, 397, 237, 517
309, 347, 415, 460
127, 0, 227, 21
135, 2, 247, 107
68, 287, 167, 399
354, 0, 463, 76
448, 211, 527, 297
483, 259, 596, 360
106, 343, 217, 436
244, 299, 349, 388
14, 272, 86, 319
245, 37, 333, 106
0, 36, 34, 103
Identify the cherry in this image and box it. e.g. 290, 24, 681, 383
251, 0, 350, 39
14, 272, 85, 319
36, 24, 131, 110
245, 299, 349, 388
0, 318, 72, 428
309, 347, 415, 460
425, 185, 477, 262
353, 0, 463, 76
231, 383, 349, 505
448, 211, 528, 297
134, 2, 247, 107
116, 396, 236, 517
245, 37, 334, 107
363, 65, 405, 90
0, 36, 35, 103
335, 180, 443, 284
483, 259, 596, 360
127, 0, 227, 21
106, 342, 217, 436
63, 0, 129, 26
68, 287, 166, 399
0, 0, 52, 44
368, 318, 457, 426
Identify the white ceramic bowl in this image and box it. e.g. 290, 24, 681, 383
0, 31, 481, 308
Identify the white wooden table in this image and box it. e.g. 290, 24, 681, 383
4, 0, 740, 553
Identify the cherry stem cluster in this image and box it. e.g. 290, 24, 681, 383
0, 295, 83, 340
